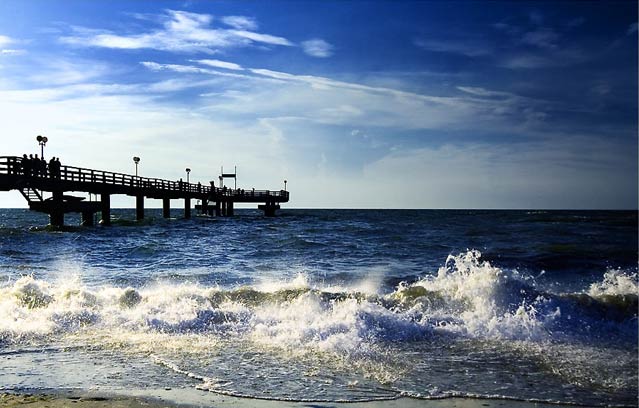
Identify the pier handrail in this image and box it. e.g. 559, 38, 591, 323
0, 156, 289, 200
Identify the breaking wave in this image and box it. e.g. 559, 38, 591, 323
0, 250, 636, 403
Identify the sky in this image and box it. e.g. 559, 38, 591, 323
0, 0, 636, 209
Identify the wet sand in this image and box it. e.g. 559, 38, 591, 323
0, 392, 576, 408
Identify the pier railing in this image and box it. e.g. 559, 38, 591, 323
0, 156, 288, 201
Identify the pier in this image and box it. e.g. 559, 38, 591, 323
0, 156, 289, 226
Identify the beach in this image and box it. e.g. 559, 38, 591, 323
0, 392, 579, 408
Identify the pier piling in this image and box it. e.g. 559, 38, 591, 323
101, 194, 110, 225
136, 195, 144, 221
184, 198, 191, 219
163, 198, 170, 218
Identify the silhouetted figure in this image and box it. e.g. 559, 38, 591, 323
50, 157, 61, 178
54, 158, 60, 178
33, 154, 42, 177
48, 157, 56, 178
178, 178, 183, 191
27, 154, 35, 177
40, 157, 47, 177
21, 154, 29, 176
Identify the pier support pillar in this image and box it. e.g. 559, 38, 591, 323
201, 198, 208, 215
81, 211, 94, 226
221, 201, 227, 217
227, 201, 234, 216
49, 191, 64, 227
215, 201, 221, 217
136, 195, 144, 220
184, 197, 191, 219
100, 194, 110, 226
259, 202, 280, 217
163, 198, 171, 218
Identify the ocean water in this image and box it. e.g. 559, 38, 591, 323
0, 209, 636, 406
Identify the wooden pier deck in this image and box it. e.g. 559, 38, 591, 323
0, 156, 289, 226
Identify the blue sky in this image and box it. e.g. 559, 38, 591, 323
0, 0, 636, 209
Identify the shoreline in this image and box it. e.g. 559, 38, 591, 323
0, 391, 588, 408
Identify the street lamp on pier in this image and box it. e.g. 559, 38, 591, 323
284, 179, 287, 192
36, 135, 48, 159
133, 156, 140, 176
186, 168, 191, 184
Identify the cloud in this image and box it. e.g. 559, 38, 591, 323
301, 39, 334, 58
456, 86, 509, 98
500, 47, 585, 69
0, 35, 12, 47
228, 29, 292, 46
1, 49, 26, 56
140, 61, 276, 82
193, 59, 243, 70
0, 35, 26, 56
627, 22, 638, 35
137, 58, 555, 133
222, 16, 258, 31
60, 9, 292, 53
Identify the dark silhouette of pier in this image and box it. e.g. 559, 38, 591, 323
0, 156, 289, 226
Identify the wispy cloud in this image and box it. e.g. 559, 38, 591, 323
499, 47, 585, 69
627, 22, 638, 35
0, 35, 12, 47
60, 10, 292, 53
222, 16, 258, 31
301, 39, 334, 58
137, 58, 555, 135
193, 59, 243, 70
227, 29, 292, 46
139, 61, 281, 84
0, 35, 26, 56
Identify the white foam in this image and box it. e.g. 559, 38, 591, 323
399, 250, 559, 341
588, 269, 638, 297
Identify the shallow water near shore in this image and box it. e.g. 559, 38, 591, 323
0, 209, 637, 406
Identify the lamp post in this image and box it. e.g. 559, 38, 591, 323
284, 179, 287, 192
36, 135, 48, 159
186, 168, 191, 184
133, 156, 140, 176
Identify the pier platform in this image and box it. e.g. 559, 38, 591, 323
0, 156, 289, 226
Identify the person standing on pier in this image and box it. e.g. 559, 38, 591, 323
20, 154, 29, 176
40, 156, 47, 177
27, 155, 35, 177
48, 157, 56, 178
33, 154, 41, 177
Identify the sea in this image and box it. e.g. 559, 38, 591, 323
0, 208, 637, 407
